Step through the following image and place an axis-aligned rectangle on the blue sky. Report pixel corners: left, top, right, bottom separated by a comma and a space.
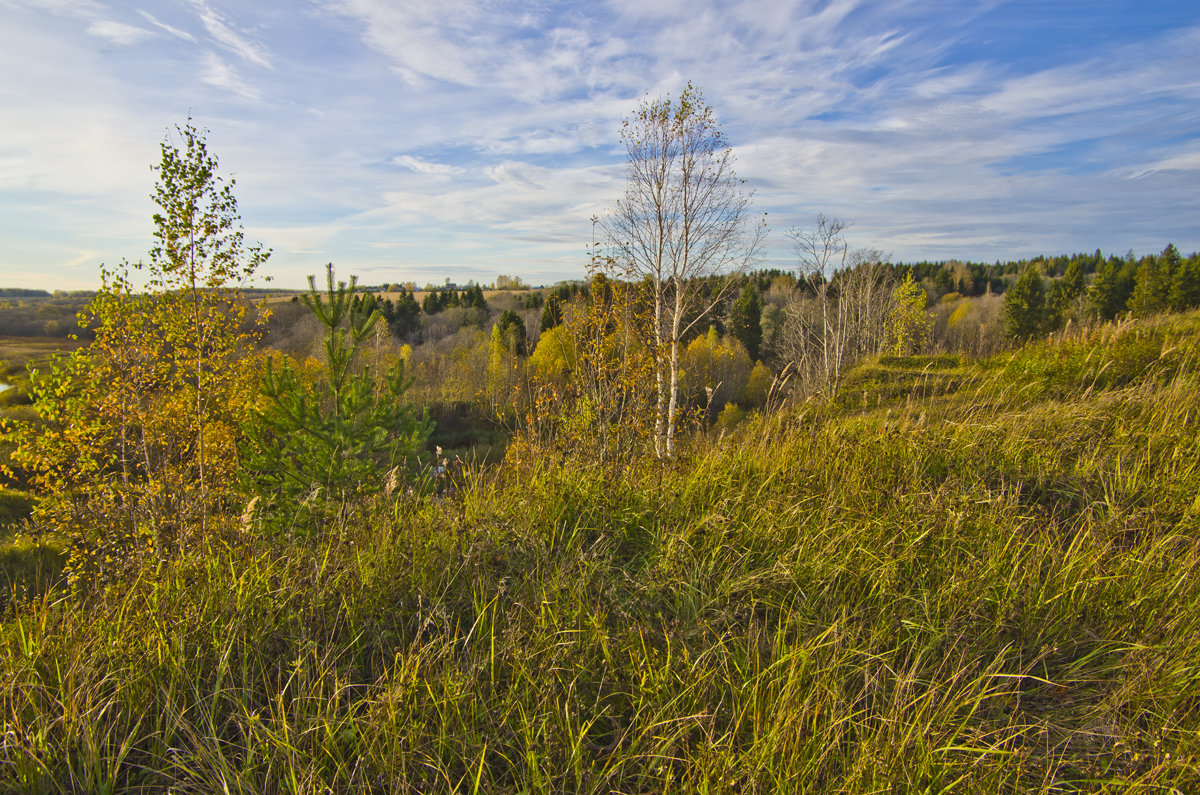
1, 0, 1197, 290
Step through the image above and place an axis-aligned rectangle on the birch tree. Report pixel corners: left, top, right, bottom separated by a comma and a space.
148, 120, 270, 536
784, 214, 849, 395
604, 82, 764, 457
783, 218, 905, 396
6, 121, 268, 584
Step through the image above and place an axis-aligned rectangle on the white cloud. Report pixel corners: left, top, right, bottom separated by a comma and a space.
85, 19, 153, 45
394, 155, 464, 177
1128, 149, 1200, 180
332, 0, 484, 87
1, 0, 1197, 288
200, 51, 261, 100
188, 0, 271, 68
484, 160, 549, 190
13, 0, 106, 18
484, 131, 583, 156
361, 159, 624, 248
252, 221, 344, 257
137, 10, 197, 43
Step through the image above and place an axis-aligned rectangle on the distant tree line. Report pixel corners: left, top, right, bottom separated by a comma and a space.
0, 288, 53, 298
893, 249, 1110, 298
352, 289, 421, 338
421, 284, 489, 315
1006, 244, 1200, 338
0, 293, 99, 338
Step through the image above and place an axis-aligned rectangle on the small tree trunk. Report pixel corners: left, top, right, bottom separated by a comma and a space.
666, 341, 680, 457
653, 281, 667, 458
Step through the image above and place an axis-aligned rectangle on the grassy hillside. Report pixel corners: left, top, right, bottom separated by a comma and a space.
1, 313, 1198, 792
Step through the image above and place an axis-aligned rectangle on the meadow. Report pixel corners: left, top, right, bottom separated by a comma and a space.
0, 336, 85, 383
1, 311, 1197, 792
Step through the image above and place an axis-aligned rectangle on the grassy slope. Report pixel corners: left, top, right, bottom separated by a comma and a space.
2, 314, 1199, 792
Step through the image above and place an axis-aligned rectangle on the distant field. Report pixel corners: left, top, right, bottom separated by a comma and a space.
0, 336, 82, 376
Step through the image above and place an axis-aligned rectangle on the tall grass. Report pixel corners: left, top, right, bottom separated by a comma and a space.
2, 312, 1199, 791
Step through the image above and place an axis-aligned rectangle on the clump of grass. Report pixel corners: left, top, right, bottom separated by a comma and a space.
0, 490, 35, 527
2, 312, 1199, 791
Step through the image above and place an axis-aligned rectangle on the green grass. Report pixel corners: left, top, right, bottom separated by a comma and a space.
0, 490, 35, 527
2, 313, 1199, 791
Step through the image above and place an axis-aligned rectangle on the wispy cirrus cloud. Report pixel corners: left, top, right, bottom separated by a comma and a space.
200, 52, 260, 100
1127, 149, 1200, 181
1, 0, 1198, 290
394, 155, 465, 177
137, 10, 198, 43
10, 0, 106, 18
187, 0, 271, 68
85, 19, 153, 46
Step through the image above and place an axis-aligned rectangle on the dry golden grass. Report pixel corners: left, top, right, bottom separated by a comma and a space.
2, 311, 1198, 792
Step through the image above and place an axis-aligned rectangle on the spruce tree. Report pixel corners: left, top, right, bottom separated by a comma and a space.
1005, 265, 1047, 338
241, 266, 432, 537
728, 282, 763, 362
1128, 245, 1180, 317
1090, 260, 1120, 319
1169, 254, 1200, 311
494, 309, 528, 356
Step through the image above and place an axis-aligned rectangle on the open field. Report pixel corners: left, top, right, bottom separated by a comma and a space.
0, 336, 83, 379
1, 311, 1198, 791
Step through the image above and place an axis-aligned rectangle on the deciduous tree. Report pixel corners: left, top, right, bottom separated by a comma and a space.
889, 271, 930, 355
6, 121, 267, 584
148, 119, 270, 536
782, 220, 899, 395
514, 274, 656, 470
603, 82, 765, 457
680, 326, 752, 418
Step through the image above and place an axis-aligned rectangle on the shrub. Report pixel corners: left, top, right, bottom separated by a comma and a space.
715, 401, 747, 431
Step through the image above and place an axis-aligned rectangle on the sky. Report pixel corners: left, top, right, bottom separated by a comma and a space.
1, 0, 1198, 291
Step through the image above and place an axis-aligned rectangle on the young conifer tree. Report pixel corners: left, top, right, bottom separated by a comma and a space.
1005, 265, 1048, 339
240, 266, 432, 537
729, 282, 763, 362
